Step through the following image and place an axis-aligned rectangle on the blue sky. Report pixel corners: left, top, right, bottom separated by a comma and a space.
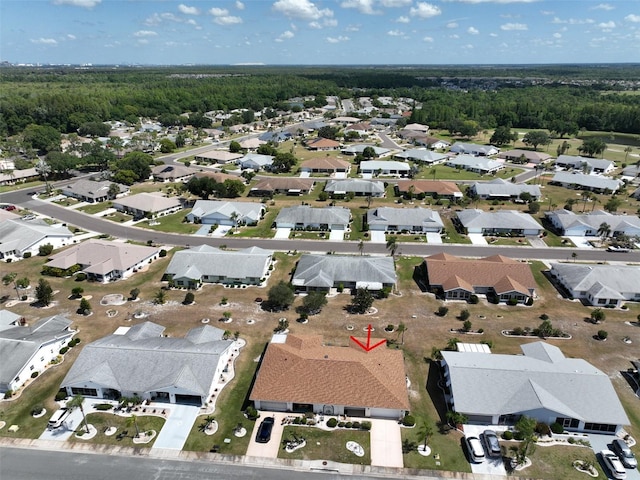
1, 0, 639, 65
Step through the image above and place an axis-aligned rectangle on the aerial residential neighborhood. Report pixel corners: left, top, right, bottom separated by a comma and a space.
1, 61, 640, 480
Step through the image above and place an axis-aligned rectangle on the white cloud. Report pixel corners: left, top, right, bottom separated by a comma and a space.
396, 16, 410, 23
31, 37, 58, 45
209, 7, 229, 16
410, 2, 441, 19
137, 39, 149, 45
276, 30, 295, 42
341, 0, 379, 15
590, 3, 614, 10
178, 4, 199, 15
598, 21, 615, 29
215, 16, 243, 25
446, 0, 537, 3
625, 14, 640, 23
467, 26, 479, 34
67, 34, 76, 40
133, 30, 157, 37
463, 44, 474, 49
450, 34, 460, 39
144, 12, 193, 26
447, 22, 458, 28
553, 32, 562, 38
345, 24, 361, 31
387, 29, 404, 36
53, 0, 100, 8
381, 0, 412, 6
500, 22, 527, 30
236, 1, 245, 10
540, 10, 554, 15
273, 0, 334, 21
423, 36, 434, 42
326, 35, 349, 43
552, 17, 594, 25
489, 32, 498, 37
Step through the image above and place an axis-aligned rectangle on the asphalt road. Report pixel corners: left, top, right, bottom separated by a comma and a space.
0, 446, 446, 480
1, 188, 637, 262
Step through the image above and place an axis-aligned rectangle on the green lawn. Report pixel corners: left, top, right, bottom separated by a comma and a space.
486, 237, 530, 246
289, 230, 329, 240
440, 218, 471, 244
104, 212, 133, 223
69, 412, 165, 448
512, 444, 605, 480
78, 201, 111, 214
52, 197, 79, 207
415, 165, 523, 181
138, 211, 199, 234
231, 208, 278, 238
278, 426, 371, 465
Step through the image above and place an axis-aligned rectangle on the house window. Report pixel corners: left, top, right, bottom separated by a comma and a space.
598, 299, 606, 304
583, 422, 616, 433
556, 417, 579, 429
71, 387, 97, 397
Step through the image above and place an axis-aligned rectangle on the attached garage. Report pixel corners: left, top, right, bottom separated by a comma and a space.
175, 394, 203, 406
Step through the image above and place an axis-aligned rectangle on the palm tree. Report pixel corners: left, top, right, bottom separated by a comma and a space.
597, 222, 611, 239
417, 420, 434, 451
126, 414, 141, 438
67, 394, 90, 434
396, 322, 407, 345
35, 159, 52, 195
581, 191, 593, 212
2, 272, 20, 301
624, 146, 632, 162
386, 236, 398, 258
230, 211, 239, 233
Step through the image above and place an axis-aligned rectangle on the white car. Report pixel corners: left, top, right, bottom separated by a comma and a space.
464, 436, 485, 463
601, 449, 627, 480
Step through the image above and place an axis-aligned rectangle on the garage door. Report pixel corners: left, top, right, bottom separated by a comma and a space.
175, 394, 202, 406
345, 407, 366, 417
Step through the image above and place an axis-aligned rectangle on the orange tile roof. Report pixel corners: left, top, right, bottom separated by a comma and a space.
307, 137, 341, 148
194, 171, 239, 183
250, 334, 410, 410
301, 157, 351, 170
396, 180, 461, 196
424, 253, 536, 295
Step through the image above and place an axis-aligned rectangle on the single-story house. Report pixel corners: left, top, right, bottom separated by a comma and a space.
0, 309, 25, 332
450, 142, 499, 156
0, 167, 39, 186
621, 164, 640, 179
237, 153, 274, 171
331, 116, 361, 125
441, 341, 629, 434
402, 123, 429, 133
545, 209, 640, 237
341, 145, 391, 157
300, 158, 351, 174
367, 207, 443, 233
394, 149, 448, 165
275, 206, 350, 231
324, 179, 385, 197
550, 172, 622, 193
248, 178, 314, 197
497, 149, 552, 165
164, 245, 273, 288
468, 178, 541, 200
194, 150, 243, 164
61, 322, 234, 406
250, 333, 410, 419
446, 155, 504, 175
239, 138, 266, 150
632, 186, 640, 199
0, 315, 75, 394
344, 122, 372, 136
423, 253, 536, 303
359, 160, 410, 177
187, 200, 265, 226
193, 171, 240, 184
305, 137, 341, 151
549, 263, 640, 307
555, 155, 615, 175
151, 164, 197, 183
292, 254, 396, 292
62, 179, 129, 203
259, 131, 292, 143
395, 180, 463, 200
0, 219, 74, 261
113, 192, 182, 219
456, 209, 543, 236
45, 239, 160, 283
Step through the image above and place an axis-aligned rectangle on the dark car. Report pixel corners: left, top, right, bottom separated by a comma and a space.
256, 417, 275, 443
612, 438, 637, 469
482, 430, 501, 457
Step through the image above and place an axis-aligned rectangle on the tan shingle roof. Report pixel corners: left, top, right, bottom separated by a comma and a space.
301, 157, 351, 170
396, 180, 462, 196
425, 254, 536, 295
250, 334, 410, 411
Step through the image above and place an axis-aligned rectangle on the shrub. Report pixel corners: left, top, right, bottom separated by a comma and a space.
459, 309, 470, 321
31, 405, 44, 415
352, 421, 361, 429
338, 422, 346, 428
512, 327, 524, 336
550, 422, 564, 434
502, 430, 513, 440
245, 406, 259, 420
437, 306, 449, 317
38, 243, 54, 256
469, 294, 479, 304
568, 437, 576, 444
345, 422, 353, 428
535, 422, 550, 436
55, 391, 67, 401
402, 414, 416, 427
462, 320, 472, 332
507, 298, 518, 306
23, 252, 32, 259
361, 421, 372, 431
525, 297, 534, 306
477, 328, 484, 334
385, 324, 394, 332
76, 273, 87, 281
4, 390, 13, 398
159, 249, 167, 257
31, 371, 39, 378
513, 431, 525, 441
327, 418, 338, 428
94, 403, 113, 411
183, 292, 195, 305
597, 330, 608, 340
71, 338, 81, 346
59, 346, 69, 355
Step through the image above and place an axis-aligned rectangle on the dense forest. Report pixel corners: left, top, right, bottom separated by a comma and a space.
1, 65, 639, 138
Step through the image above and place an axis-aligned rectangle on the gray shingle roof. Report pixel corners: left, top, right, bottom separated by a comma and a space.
367, 207, 443, 229
456, 209, 542, 231
394, 149, 447, 163
0, 315, 74, 388
61, 321, 233, 397
556, 155, 614, 171
113, 192, 181, 213
442, 342, 629, 426
551, 172, 622, 191
292, 254, 396, 289
324, 179, 385, 195
446, 155, 503, 172
62, 179, 127, 200
550, 263, 640, 297
275, 206, 350, 227
165, 245, 273, 281
189, 200, 264, 223
546, 210, 640, 234
0, 219, 73, 255
470, 178, 541, 198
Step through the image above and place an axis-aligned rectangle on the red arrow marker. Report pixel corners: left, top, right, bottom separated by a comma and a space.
351, 324, 386, 352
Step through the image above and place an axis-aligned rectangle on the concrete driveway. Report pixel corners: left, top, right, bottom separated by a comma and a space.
463, 425, 507, 476
274, 227, 291, 239
151, 404, 200, 450
245, 412, 286, 459
39, 406, 85, 442
468, 234, 488, 245
426, 232, 442, 244
370, 419, 403, 468
588, 434, 640, 480
370, 230, 386, 244
329, 228, 344, 241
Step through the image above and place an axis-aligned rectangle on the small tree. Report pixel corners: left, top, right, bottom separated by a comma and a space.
126, 414, 141, 438
2, 272, 20, 300
459, 309, 470, 321
462, 320, 472, 332
35, 278, 53, 306
67, 394, 90, 434
446, 410, 468, 428
183, 291, 195, 305
590, 308, 606, 324
38, 243, 54, 256
437, 306, 449, 317
417, 420, 434, 451
350, 288, 374, 314
129, 288, 140, 300
386, 236, 398, 257
299, 291, 327, 316
16, 277, 30, 289
78, 298, 91, 315
153, 288, 166, 305
597, 330, 608, 340
266, 281, 295, 311
71, 286, 84, 299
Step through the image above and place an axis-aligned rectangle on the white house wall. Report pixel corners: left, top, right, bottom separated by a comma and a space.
11, 334, 74, 392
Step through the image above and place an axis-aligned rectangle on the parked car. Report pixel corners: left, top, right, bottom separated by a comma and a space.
256, 417, 274, 443
0, 204, 16, 211
611, 438, 637, 469
607, 246, 630, 253
464, 436, 485, 463
482, 430, 501, 457
21, 214, 36, 221
601, 449, 627, 479
47, 407, 71, 429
